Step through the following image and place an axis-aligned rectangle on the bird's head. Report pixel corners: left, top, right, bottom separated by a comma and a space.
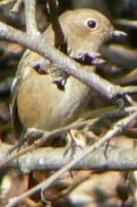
44, 8, 127, 65
59, 8, 127, 65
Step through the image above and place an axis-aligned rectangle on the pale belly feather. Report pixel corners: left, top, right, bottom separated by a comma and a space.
17, 70, 91, 130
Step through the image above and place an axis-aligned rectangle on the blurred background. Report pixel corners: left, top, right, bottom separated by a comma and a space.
0, 0, 137, 206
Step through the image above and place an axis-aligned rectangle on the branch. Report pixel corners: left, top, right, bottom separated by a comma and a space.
11, 0, 22, 13
24, 0, 40, 35
0, 21, 137, 99
0, 143, 137, 173
116, 19, 137, 28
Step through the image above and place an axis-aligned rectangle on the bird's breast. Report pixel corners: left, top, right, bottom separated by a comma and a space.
17, 69, 91, 130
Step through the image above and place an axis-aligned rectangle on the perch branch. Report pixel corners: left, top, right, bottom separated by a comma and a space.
0, 143, 137, 172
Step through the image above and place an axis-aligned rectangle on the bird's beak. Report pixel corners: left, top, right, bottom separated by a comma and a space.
111, 30, 128, 40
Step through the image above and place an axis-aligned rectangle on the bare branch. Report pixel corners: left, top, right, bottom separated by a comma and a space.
11, 0, 22, 13
0, 143, 137, 172
24, 0, 40, 35
0, 0, 15, 6
116, 19, 137, 28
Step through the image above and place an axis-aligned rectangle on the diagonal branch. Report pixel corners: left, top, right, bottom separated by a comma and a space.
0, 21, 137, 99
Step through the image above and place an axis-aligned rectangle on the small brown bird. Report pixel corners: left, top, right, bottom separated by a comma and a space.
11, 8, 126, 139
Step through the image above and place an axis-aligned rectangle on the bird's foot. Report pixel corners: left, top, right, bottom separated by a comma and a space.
7, 131, 27, 155
64, 130, 85, 159
7, 128, 44, 155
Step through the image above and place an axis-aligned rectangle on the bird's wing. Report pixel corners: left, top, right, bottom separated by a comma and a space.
10, 50, 31, 140
10, 75, 23, 140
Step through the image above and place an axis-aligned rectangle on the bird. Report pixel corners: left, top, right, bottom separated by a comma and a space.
11, 8, 127, 140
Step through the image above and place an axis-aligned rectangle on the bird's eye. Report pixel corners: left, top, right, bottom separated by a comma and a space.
86, 19, 97, 29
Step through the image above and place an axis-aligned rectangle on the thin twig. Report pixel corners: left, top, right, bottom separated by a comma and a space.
11, 0, 22, 13
116, 19, 137, 28
24, 0, 40, 35
0, 117, 99, 169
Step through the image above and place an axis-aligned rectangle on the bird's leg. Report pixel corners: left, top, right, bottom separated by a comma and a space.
64, 129, 86, 159
7, 128, 44, 155
7, 130, 27, 155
